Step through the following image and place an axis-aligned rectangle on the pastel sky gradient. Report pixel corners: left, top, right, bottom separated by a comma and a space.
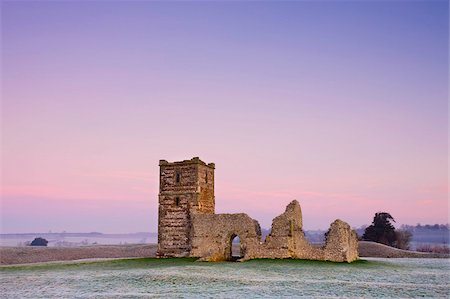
1, 1, 448, 233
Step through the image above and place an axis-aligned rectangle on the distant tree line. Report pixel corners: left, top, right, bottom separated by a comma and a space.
400, 224, 449, 231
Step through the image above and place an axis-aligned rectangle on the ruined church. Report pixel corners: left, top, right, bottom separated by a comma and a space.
157, 157, 359, 262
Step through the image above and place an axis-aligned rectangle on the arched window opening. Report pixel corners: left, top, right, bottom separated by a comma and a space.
175, 197, 180, 206
175, 172, 181, 183
205, 171, 208, 184
230, 234, 243, 261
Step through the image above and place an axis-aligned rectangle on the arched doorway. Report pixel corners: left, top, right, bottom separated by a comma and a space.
230, 234, 244, 261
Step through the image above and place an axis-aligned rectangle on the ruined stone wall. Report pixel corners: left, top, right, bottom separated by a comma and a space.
190, 213, 261, 261
323, 220, 359, 262
250, 200, 324, 260
157, 157, 215, 257
189, 200, 359, 262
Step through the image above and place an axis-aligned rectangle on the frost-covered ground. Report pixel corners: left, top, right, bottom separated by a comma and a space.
1, 258, 449, 298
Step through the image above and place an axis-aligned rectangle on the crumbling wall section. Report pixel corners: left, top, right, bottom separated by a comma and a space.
190, 213, 261, 261
323, 219, 359, 262
248, 200, 325, 260
189, 200, 359, 262
249, 200, 304, 259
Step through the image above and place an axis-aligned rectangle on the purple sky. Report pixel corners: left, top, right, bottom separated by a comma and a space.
1, 1, 448, 233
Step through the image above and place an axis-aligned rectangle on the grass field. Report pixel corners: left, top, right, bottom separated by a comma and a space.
1, 257, 449, 298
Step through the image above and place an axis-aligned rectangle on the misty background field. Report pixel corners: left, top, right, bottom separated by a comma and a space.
2, 224, 448, 251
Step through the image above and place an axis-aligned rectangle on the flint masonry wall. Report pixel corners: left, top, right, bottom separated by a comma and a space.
157, 157, 215, 257
157, 157, 359, 262
190, 213, 262, 261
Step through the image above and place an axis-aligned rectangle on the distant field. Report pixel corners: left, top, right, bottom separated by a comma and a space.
0, 233, 158, 247
0, 244, 157, 265
2, 228, 448, 249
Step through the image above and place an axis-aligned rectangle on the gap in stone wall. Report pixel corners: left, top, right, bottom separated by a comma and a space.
231, 235, 243, 261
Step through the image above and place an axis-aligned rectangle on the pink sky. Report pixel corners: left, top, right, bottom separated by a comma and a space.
1, 1, 448, 233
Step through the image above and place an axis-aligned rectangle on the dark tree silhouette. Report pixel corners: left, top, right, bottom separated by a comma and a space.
363, 212, 397, 246
30, 237, 48, 246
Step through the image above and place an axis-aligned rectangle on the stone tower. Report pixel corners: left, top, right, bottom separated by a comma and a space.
157, 157, 215, 257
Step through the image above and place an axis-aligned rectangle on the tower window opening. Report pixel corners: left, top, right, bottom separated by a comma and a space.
176, 172, 181, 183
175, 197, 180, 206
205, 171, 208, 184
